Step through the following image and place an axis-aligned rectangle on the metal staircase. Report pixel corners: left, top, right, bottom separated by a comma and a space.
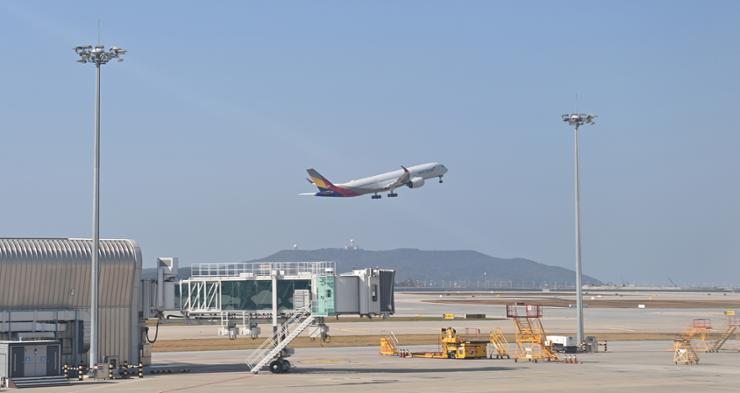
708, 324, 737, 352
380, 330, 409, 356
507, 304, 558, 362
7, 376, 72, 389
489, 327, 511, 359
246, 308, 315, 373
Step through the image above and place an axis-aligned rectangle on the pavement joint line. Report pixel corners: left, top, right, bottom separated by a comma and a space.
157, 373, 254, 393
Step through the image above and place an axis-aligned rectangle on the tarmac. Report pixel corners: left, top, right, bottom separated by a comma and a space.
155, 291, 740, 341
28, 341, 740, 392
21, 291, 740, 392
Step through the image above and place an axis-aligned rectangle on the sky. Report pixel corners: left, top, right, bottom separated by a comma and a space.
1, 1, 739, 286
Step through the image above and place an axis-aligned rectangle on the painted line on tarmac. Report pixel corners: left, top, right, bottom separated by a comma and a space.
158, 374, 254, 392
334, 327, 366, 333
607, 327, 638, 332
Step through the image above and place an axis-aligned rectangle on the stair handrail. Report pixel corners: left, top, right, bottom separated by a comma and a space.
246, 307, 313, 370
250, 313, 316, 373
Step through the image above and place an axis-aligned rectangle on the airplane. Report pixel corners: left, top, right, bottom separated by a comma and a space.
302, 162, 448, 199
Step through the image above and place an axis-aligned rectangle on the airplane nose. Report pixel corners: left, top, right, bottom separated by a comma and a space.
441, 165, 448, 174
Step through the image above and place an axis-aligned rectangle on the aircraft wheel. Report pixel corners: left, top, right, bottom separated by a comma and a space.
280, 359, 291, 372
269, 360, 283, 374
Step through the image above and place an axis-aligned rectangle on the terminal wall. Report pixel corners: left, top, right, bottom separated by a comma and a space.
0, 238, 142, 364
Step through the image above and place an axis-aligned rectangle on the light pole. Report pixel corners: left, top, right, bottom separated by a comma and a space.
75, 44, 126, 371
561, 112, 596, 348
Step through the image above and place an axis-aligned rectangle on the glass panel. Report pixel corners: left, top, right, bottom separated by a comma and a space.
175, 283, 188, 310
277, 280, 311, 310
220, 279, 311, 311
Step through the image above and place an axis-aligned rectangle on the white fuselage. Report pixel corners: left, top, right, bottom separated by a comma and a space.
339, 162, 447, 195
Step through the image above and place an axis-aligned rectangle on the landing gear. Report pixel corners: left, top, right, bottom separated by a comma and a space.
439, 176, 444, 184
387, 192, 398, 198
371, 193, 382, 200
269, 358, 291, 374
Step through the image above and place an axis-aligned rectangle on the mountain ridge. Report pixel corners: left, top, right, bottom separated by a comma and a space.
142, 248, 601, 288
251, 248, 601, 288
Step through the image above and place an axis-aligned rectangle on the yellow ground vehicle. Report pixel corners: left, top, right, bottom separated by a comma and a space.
380, 328, 488, 359
431, 327, 487, 359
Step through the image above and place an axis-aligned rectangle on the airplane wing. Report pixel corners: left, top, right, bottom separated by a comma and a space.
384, 166, 411, 191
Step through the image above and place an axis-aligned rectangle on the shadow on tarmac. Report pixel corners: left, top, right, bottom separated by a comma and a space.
147, 363, 247, 375
147, 363, 513, 375
287, 366, 514, 374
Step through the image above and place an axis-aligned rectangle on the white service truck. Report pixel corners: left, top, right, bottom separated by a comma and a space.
545, 335, 578, 353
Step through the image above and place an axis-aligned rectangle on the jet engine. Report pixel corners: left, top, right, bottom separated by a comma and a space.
407, 177, 425, 188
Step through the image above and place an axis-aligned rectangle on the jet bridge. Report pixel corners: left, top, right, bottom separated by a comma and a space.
147, 261, 395, 373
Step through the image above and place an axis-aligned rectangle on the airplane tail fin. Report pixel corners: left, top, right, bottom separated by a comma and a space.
306, 168, 335, 191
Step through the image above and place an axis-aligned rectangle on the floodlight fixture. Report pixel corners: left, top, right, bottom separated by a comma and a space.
562, 113, 597, 127
74, 44, 126, 65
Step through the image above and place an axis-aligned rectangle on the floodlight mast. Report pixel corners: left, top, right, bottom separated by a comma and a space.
561, 113, 596, 349
74, 44, 126, 373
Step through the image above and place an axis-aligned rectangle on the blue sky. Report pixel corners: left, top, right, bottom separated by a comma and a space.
1, 1, 739, 286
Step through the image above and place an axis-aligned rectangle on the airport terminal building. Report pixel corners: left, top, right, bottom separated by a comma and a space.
1, 237, 396, 381
0, 238, 143, 375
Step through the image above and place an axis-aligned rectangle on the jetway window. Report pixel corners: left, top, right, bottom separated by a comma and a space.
372, 284, 378, 302
278, 280, 311, 310
219, 280, 311, 311
174, 283, 187, 309
221, 281, 272, 310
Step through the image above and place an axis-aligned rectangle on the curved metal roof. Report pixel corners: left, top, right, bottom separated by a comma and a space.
0, 238, 141, 309
0, 238, 139, 261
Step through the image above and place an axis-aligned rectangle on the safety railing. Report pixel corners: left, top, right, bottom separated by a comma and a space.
191, 261, 335, 278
